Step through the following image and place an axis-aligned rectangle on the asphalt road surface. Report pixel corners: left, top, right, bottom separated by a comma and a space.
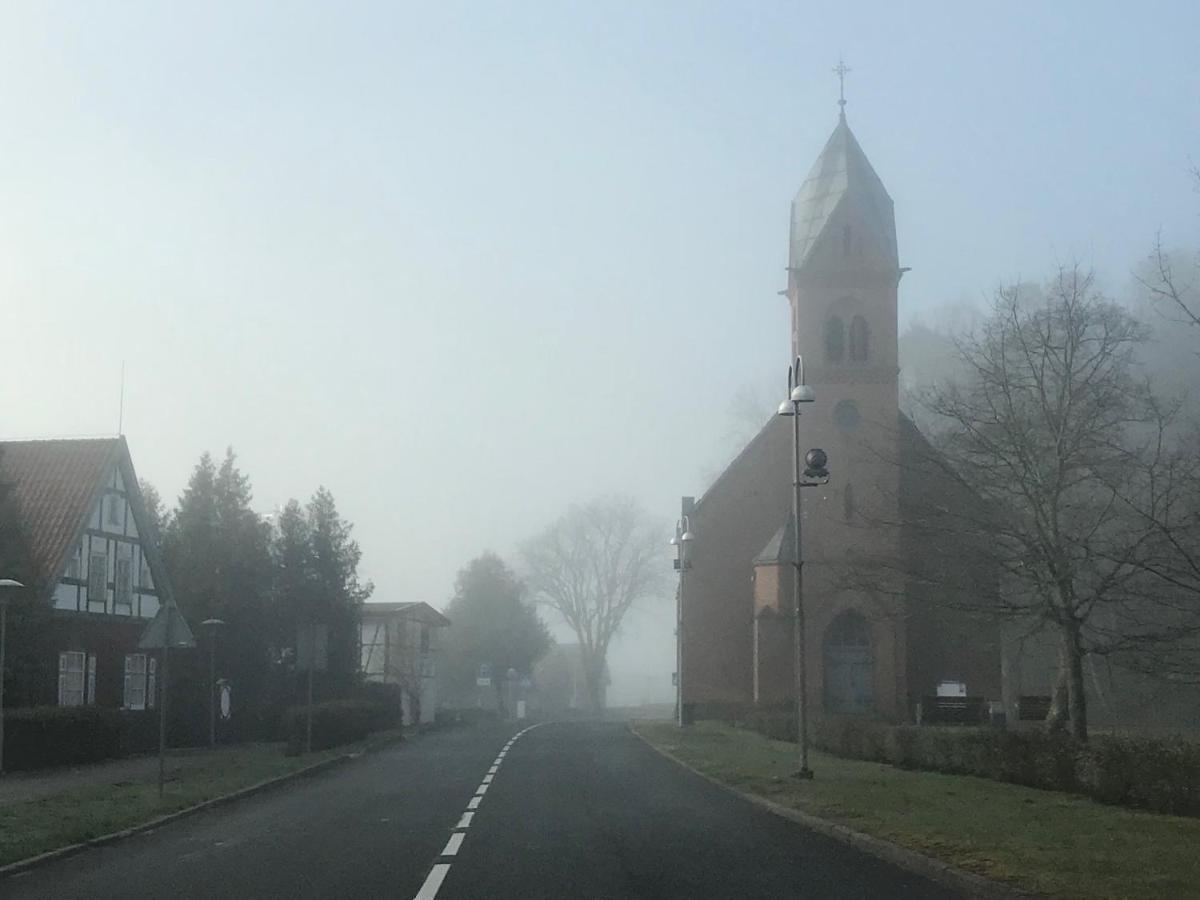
3, 720, 963, 899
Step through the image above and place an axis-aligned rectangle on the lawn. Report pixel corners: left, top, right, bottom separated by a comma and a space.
0, 734, 398, 869
634, 721, 1200, 900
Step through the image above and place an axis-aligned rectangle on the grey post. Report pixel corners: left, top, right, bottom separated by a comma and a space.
0, 579, 25, 775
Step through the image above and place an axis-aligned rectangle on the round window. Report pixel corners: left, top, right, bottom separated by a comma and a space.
833, 399, 861, 430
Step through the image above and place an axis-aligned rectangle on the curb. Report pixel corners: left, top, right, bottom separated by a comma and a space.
0, 731, 406, 880
628, 725, 1036, 900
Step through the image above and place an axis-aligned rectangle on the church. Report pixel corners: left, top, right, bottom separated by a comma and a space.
679, 99, 1001, 724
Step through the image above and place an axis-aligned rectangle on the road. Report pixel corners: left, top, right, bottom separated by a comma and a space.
2, 721, 962, 899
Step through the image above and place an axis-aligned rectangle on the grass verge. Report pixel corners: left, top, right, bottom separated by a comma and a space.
634, 721, 1200, 900
0, 730, 401, 869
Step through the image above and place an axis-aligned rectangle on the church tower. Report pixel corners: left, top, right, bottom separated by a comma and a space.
784, 94, 908, 720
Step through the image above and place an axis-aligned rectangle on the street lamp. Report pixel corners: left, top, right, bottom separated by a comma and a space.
670, 517, 695, 728
0, 579, 24, 775
777, 357, 829, 779
201, 618, 227, 749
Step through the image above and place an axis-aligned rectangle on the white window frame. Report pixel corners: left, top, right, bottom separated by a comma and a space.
58, 651, 86, 707
124, 653, 148, 710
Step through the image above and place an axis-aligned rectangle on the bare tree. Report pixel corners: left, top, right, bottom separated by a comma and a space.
1139, 167, 1200, 334
849, 266, 1200, 741
521, 496, 665, 713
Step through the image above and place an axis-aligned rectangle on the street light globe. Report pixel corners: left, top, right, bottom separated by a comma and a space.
776, 400, 793, 416
791, 384, 815, 403
680, 531, 696, 543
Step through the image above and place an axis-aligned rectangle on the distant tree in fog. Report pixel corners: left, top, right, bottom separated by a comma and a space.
441, 553, 550, 711
522, 496, 664, 713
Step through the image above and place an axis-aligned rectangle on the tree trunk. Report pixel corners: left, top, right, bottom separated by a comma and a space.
1045, 641, 1070, 734
582, 649, 605, 714
1064, 620, 1088, 741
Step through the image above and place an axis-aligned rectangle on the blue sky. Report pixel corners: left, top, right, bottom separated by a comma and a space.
2, 2, 1198, 697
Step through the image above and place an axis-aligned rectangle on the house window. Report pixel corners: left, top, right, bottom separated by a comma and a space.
823, 612, 873, 714
115, 558, 133, 612
58, 651, 86, 707
148, 656, 157, 709
87, 655, 96, 705
140, 558, 154, 591
66, 549, 81, 579
124, 654, 148, 710
88, 552, 108, 603
849, 315, 869, 362
824, 316, 846, 363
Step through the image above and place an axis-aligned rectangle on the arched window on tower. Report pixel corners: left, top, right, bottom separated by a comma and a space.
824, 316, 845, 363
849, 315, 869, 363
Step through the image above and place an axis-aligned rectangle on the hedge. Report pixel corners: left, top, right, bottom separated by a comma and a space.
741, 713, 1200, 817
1, 706, 159, 771
282, 699, 401, 754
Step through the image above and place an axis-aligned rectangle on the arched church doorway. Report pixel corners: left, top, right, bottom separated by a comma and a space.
823, 611, 873, 714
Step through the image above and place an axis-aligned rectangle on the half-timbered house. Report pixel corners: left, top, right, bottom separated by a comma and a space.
0, 437, 173, 710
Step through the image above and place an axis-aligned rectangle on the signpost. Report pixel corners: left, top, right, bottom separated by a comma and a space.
296, 624, 328, 754
138, 600, 196, 796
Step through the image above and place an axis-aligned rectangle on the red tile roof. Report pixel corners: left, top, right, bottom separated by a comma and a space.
0, 439, 120, 581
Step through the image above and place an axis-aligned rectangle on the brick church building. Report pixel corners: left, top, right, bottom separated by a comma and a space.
679, 106, 1001, 723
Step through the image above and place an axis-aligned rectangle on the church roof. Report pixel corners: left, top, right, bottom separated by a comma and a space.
789, 114, 897, 272
753, 518, 794, 566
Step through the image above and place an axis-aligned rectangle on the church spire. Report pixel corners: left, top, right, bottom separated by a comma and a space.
833, 58, 851, 119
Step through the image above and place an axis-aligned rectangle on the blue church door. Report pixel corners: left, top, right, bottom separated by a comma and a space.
824, 612, 873, 714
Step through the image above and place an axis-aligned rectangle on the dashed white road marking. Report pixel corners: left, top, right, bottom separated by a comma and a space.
411, 724, 546, 899
414, 864, 450, 900
441, 833, 465, 857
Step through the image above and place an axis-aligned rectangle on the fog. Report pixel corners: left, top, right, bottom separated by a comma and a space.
2, 3, 1198, 706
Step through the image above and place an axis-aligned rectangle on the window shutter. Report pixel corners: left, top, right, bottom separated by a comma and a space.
86, 655, 97, 705
148, 656, 157, 709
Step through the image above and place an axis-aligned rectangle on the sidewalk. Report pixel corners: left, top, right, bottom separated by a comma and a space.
0, 745, 284, 807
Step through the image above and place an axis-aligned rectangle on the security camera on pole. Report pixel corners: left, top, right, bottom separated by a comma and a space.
776, 356, 830, 779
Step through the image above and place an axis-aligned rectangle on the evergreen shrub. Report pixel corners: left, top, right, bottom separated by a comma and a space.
282, 699, 399, 754
1, 707, 158, 771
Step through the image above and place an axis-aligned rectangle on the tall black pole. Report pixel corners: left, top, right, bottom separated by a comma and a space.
792, 396, 812, 778
209, 639, 217, 749
158, 646, 169, 797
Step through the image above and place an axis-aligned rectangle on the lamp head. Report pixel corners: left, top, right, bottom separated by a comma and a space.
790, 384, 815, 403
803, 448, 830, 480
680, 531, 695, 543
776, 400, 794, 416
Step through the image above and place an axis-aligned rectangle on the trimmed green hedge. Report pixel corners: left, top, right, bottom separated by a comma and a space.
742, 713, 1200, 817
282, 699, 400, 754
1, 706, 159, 771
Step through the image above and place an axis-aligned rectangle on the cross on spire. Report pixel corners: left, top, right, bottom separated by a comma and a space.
833, 58, 851, 115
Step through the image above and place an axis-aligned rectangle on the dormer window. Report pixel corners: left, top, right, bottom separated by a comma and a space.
849, 315, 869, 363
824, 316, 846, 363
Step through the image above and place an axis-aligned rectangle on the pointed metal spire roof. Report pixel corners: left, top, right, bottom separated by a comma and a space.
788, 114, 898, 273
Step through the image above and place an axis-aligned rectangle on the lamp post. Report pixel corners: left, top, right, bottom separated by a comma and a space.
670, 518, 695, 727
0, 579, 25, 775
200, 618, 227, 749
776, 357, 829, 779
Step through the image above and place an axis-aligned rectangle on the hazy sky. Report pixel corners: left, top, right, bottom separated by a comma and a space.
3, 3, 1198, 700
